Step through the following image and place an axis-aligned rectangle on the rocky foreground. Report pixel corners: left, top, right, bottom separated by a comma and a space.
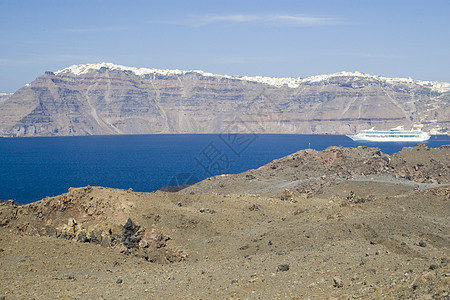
0, 144, 449, 299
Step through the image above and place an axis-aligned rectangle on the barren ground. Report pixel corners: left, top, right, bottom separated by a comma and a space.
0, 145, 448, 299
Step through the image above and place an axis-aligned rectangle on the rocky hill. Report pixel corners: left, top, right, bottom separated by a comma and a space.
182, 144, 450, 196
0, 63, 449, 137
0, 145, 448, 298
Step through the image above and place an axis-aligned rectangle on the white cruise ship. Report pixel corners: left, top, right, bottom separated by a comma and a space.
347, 126, 430, 142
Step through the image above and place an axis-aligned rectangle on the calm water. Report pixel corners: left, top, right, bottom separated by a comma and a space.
1, 134, 448, 204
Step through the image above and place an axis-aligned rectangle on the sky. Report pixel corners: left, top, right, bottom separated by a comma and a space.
0, 0, 449, 93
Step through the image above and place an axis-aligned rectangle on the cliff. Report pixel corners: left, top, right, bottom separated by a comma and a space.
1, 63, 449, 137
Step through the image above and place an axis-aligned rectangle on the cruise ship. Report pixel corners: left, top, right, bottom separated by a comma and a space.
347, 126, 430, 142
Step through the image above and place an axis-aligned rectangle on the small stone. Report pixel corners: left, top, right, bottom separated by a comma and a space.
418, 241, 427, 247
116, 278, 123, 284
249, 204, 260, 211
76, 231, 89, 243
199, 208, 216, 214
67, 275, 76, 281
429, 264, 439, 270
139, 239, 148, 248
231, 279, 238, 284
67, 217, 77, 227
277, 264, 290, 272
280, 189, 294, 201
333, 276, 344, 288
239, 244, 249, 250
88, 229, 103, 244
245, 174, 256, 180
101, 236, 112, 248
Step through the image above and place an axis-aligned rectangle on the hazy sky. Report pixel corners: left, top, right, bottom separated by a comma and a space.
0, 0, 449, 93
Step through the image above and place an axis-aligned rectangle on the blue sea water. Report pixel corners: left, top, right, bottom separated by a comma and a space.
0, 134, 448, 204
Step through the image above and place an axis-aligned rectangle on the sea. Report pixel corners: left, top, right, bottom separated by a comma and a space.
1, 134, 449, 204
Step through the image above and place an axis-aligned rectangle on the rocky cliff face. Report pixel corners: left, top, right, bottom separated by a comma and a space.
1, 63, 448, 137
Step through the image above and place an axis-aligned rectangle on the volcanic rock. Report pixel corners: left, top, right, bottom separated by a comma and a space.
1, 63, 449, 137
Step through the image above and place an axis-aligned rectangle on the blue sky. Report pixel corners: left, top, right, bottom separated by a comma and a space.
0, 0, 449, 93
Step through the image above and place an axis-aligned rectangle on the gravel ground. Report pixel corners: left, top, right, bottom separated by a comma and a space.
0, 145, 448, 299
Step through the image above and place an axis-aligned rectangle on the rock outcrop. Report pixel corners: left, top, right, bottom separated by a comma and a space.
0, 186, 186, 264
182, 144, 450, 196
0, 63, 448, 137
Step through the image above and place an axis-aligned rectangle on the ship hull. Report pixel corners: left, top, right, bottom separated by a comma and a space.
346, 134, 430, 142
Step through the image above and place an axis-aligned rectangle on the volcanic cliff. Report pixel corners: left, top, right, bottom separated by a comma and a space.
0, 63, 449, 137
